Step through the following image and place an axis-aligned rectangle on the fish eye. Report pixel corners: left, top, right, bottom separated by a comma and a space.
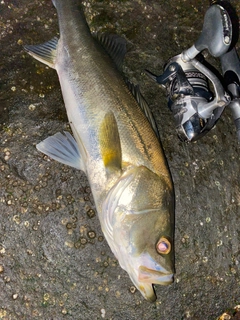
156, 237, 171, 254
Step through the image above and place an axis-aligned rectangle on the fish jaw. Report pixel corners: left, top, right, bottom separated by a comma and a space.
131, 251, 174, 301
138, 266, 174, 285
136, 272, 173, 302
137, 278, 172, 303
125, 255, 174, 302
137, 283, 157, 303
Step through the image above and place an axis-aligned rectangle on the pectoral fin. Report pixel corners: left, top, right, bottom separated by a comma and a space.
37, 131, 85, 172
24, 37, 58, 68
99, 111, 122, 173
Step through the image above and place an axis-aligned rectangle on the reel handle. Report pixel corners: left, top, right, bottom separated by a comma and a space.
182, 4, 232, 61
220, 48, 240, 142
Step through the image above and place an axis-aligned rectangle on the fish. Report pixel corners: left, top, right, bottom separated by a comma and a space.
24, 0, 174, 302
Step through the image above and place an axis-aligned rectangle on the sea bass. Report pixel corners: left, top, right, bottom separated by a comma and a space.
25, 0, 174, 301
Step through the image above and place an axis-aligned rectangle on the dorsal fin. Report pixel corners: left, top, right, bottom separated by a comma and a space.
127, 81, 160, 140
24, 37, 59, 69
97, 33, 127, 71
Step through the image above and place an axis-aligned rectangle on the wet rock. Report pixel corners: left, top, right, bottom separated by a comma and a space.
0, 0, 240, 319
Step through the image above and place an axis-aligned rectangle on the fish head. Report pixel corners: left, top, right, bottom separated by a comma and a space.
126, 202, 174, 302
102, 165, 174, 301
130, 211, 174, 302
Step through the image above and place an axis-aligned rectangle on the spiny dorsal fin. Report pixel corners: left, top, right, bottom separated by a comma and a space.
24, 37, 59, 69
99, 111, 122, 173
127, 81, 160, 140
97, 33, 127, 71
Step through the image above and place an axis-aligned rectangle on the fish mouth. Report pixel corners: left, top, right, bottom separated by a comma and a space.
138, 265, 174, 285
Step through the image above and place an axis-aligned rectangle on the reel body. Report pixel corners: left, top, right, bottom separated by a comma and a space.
154, 55, 230, 141
146, 1, 240, 142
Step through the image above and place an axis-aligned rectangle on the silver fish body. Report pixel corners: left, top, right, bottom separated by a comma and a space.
25, 0, 174, 301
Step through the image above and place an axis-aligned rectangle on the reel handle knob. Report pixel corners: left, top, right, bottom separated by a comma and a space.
182, 4, 232, 61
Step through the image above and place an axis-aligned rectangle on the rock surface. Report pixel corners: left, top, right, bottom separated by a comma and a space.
0, 0, 240, 319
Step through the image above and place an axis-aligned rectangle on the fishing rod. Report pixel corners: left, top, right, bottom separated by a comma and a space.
146, 0, 240, 142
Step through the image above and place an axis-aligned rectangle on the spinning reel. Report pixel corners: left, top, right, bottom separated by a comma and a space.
146, 1, 240, 142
